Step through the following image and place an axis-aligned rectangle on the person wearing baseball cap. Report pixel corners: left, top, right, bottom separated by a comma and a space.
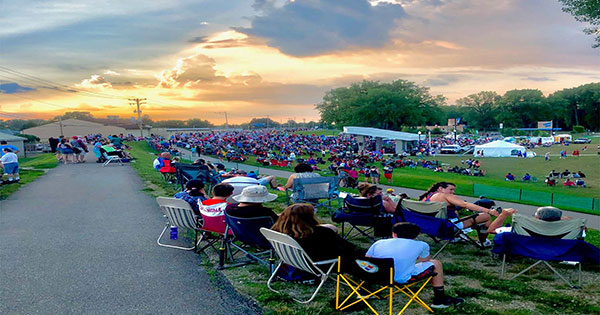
225, 185, 278, 221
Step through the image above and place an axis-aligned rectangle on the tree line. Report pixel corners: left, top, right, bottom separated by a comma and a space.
316, 81, 599, 132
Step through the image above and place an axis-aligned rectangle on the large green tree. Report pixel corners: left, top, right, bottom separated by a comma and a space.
456, 91, 500, 131
548, 82, 600, 131
316, 80, 445, 129
560, 0, 600, 48
495, 89, 551, 128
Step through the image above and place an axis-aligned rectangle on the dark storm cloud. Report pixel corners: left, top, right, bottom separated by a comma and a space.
237, 0, 406, 56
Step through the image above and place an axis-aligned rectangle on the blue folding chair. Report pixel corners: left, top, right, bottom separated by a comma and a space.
218, 214, 275, 271
332, 194, 392, 242
493, 214, 596, 288
286, 176, 340, 214
400, 199, 481, 258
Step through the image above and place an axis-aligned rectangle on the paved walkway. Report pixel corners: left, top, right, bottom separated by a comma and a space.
181, 151, 599, 229
0, 155, 260, 315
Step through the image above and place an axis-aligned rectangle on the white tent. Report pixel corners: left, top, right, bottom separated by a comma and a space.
473, 140, 526, 157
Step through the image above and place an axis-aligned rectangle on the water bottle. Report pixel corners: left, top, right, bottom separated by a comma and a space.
170, 226, 178, 240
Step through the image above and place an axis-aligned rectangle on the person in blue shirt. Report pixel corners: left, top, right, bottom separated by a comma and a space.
173, 179, 208, 215
367, 223, 463, 309
0, 141, 19, 157
522, 173, 531, 181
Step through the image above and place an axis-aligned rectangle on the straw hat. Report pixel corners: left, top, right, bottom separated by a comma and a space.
230, 185, 277, 203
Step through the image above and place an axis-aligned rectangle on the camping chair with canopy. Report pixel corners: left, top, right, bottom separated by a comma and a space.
493, 214, 599, 288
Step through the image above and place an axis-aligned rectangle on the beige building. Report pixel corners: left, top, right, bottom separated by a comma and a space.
21, 119, 132, 142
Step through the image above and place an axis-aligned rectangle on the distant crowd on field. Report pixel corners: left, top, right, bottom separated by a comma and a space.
47, 134, 135, 164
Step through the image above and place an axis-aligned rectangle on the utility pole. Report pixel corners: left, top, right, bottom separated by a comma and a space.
266, 115, 270, 128
58, 115, 64, 137
213, 112, 228, 129
129, 98, 146, 137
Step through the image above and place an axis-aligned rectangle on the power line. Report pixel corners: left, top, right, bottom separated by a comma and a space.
0, 66, 127, 100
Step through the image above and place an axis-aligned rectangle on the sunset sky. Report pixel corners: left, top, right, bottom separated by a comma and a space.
1, 0, 599, 124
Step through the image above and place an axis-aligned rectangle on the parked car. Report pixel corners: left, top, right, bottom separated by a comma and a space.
440, 145, 463, 154
573, 138, 592, 144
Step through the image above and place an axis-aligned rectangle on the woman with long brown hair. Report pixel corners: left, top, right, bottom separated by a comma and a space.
419, 182, 495, 247
272, 203, 362, 262
358, 183, 397, 213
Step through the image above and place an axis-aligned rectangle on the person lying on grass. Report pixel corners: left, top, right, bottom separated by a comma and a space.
420, 182, 495, 247
366, 222, 464, 309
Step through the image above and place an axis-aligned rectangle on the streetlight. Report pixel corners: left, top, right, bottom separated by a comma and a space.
418, 131, 421, 151
574, 104, 580, 126
428, 130, 431, 149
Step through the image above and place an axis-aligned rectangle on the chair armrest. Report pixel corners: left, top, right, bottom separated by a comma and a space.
313, 259, 339, 265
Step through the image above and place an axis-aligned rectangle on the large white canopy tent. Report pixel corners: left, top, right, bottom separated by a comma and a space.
474, 140, 526, 157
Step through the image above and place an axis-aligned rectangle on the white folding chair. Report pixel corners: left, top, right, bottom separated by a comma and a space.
260, 228, 338, 303
156, 197, 202, 251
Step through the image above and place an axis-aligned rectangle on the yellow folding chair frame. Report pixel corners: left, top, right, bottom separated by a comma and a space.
335, 257, 434, 315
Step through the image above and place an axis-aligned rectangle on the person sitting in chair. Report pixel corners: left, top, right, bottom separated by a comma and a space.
366, 222, 464, 309
285, 162, 320, 189
358, 183, 397, 213
173, 179, 207, 215
420, 182, 494, 247
271, 203, 360, 262
488, 206, 572, 234
225, 185, 279, 222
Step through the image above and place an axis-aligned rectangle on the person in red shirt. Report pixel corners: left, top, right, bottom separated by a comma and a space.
199, 183, 235, 234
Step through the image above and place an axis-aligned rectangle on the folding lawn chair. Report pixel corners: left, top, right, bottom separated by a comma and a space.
400, 199, 483, 258
260, 228, 338, 304
218, 214, 275, 271
335, 256, 435, 314
285, 176, 340, 214
493, 214, 598, 288
173, 163, 201, 191
194, 201, 233, 256
99, 148, 123, 166
156, 197, 202, 251
332, 194, 391, 242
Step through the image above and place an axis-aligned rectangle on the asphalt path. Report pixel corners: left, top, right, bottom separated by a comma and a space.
0, 154, 260, 315
180, 151, 599, 229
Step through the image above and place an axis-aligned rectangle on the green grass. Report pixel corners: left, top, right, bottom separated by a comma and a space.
128, 140, 600, 315
127, 141, 181, 198
0, 153, 58, 200
204, 140, 600, 213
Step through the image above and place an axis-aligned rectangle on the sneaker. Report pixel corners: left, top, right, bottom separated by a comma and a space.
431, 296, 464, 309
479, 239, 492, 248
